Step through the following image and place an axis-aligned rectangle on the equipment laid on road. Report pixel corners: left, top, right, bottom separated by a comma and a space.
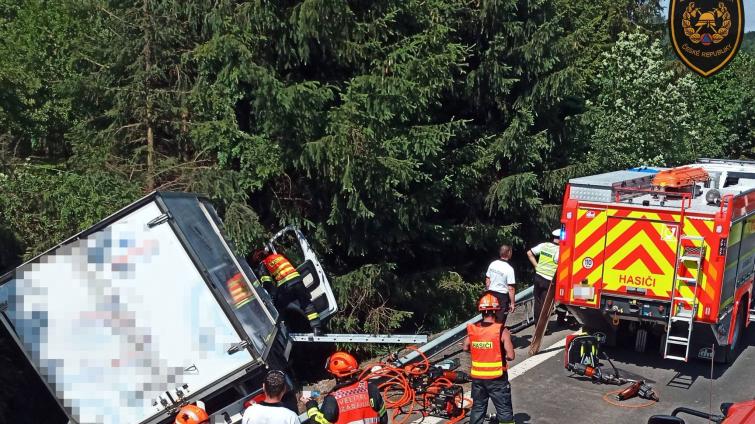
614, 380, 658, 402
565, 333, 659, 405
567, 360, 659, 404
556, 159, 755, 362
423, 384, 465, 419
564, 333, 601, 367
342, 347, 472, 424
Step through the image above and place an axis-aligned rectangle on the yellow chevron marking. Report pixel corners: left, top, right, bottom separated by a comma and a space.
603, 219, 677, 297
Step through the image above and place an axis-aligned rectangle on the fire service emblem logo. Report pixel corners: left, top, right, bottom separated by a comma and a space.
669, 0, 744, 77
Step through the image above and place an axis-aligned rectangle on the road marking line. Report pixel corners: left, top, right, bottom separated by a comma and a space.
508, 335, 571, 381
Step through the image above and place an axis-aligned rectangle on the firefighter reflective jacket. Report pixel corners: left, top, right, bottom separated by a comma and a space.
467, 322, 507, 379
331, 381, 381, 424
307, 380, 383, 424
534, 242, 559, 280
262, 253, 301, 286
226, 273, 253, 309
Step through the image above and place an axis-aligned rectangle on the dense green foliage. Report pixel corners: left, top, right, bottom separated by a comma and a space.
0, 0, 753, 344
742, 31, 755, 54
1, 1, 753, 421
576, 33, 718, 170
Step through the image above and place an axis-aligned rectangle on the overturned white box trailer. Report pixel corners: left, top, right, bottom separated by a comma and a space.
0, 192, 338, 424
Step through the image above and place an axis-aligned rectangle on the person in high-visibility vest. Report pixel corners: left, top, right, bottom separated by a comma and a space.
251, 248, 323, 336
225, 272, 255, 310
527, 229, 561, 326
305, 351, 387, 424
464, 293, 515, 424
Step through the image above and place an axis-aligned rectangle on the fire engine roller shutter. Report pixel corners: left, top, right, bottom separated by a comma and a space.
602, 209, 680, 299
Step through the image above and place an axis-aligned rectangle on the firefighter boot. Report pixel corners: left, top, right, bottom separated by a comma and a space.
305, 304, 323, 336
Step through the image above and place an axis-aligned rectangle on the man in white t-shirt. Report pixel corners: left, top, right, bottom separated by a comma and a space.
485, 244, 516, 324
242, 370, 301, 424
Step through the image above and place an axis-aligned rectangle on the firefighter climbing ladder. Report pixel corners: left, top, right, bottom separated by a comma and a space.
663, 235, 706, 361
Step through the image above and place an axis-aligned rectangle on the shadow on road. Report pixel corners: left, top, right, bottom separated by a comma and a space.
512, 334, 532, 349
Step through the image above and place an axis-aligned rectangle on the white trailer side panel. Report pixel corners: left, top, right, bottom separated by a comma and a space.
0, 201, 254, 424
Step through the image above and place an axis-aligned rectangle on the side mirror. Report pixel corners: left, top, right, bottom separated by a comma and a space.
720, 402, 734, 417
648, 416, 685, 424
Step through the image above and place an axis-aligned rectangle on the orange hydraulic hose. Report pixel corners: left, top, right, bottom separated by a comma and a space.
354, 346, 466, 424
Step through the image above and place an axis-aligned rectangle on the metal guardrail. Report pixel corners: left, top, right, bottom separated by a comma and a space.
396, 285, 535, 365
290, 333, 428, 344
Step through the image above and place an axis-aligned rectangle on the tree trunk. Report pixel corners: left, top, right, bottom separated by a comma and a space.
146, 124, 154, 190
143, 0, 155, 191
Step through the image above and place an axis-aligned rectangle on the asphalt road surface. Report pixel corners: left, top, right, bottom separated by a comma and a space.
420, 315, 755, 424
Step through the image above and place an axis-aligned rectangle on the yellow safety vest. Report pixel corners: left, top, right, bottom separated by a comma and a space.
535, 243, 559, 279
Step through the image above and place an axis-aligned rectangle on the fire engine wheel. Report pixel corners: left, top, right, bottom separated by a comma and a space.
719, 304, 746, 364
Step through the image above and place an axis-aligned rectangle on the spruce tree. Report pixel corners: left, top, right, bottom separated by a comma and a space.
73, 0, 212, 191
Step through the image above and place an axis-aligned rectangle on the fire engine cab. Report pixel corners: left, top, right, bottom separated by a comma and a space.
556, 158, 755, 363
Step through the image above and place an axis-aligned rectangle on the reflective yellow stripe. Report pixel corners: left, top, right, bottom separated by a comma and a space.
307, 407, 332, 424
269, 257, 285, 267
277, 271, 301, 286
234, 298, 252, 308
272, 264, 295, 278
471, 369, 504, 377
472, 360, 503, 368
307, 312, 319, 320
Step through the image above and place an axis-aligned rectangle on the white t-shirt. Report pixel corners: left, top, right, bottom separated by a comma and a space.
242, 402, 301, 424
486, 259, 515, 294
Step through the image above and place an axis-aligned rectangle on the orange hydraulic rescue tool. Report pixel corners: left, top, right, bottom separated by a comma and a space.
652, 166, 709, 189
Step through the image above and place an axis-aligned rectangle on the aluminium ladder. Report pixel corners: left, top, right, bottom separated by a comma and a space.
663, 235, 706, 361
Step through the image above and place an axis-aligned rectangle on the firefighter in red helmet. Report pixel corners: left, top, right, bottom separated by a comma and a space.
174, 402, 210, 424
305, 351, 387, 424
250, 246, 323, 336
464, 293, 516, 424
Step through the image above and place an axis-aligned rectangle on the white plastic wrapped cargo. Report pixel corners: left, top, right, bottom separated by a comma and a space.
0, 193, 278, 424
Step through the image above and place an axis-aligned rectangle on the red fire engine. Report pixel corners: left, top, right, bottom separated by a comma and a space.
556, 159, 755, 362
